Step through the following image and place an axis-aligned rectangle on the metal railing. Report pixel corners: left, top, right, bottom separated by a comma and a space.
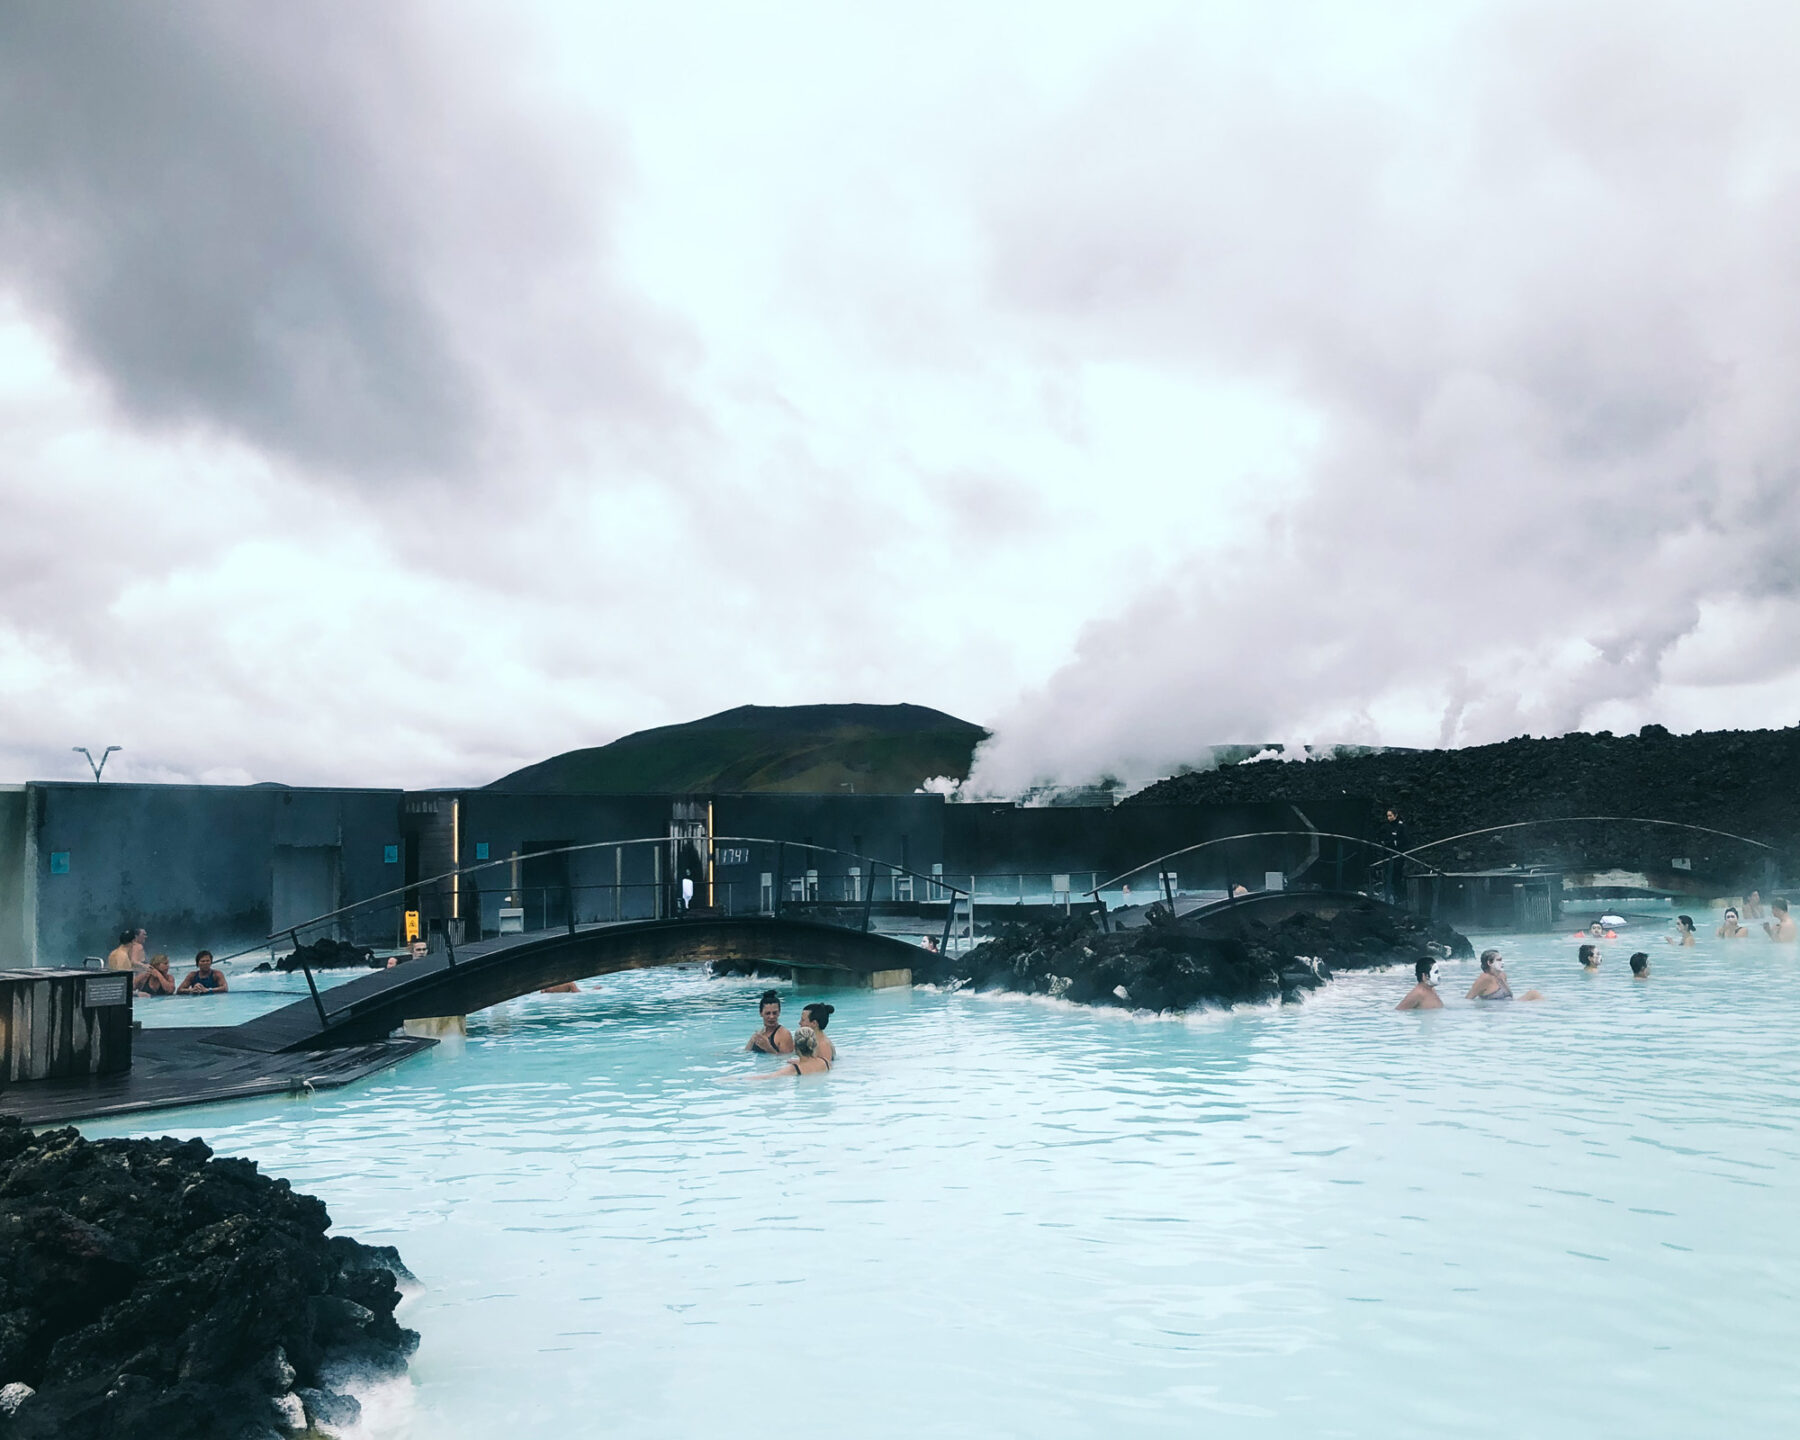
218, 837, 977, 1025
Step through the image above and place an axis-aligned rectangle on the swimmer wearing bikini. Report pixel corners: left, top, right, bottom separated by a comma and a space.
1467, 949, 1544, 1002
1666, 915, 1697, 947
1396, 957, 1444, 1010
1717, 907, 1751, 939
746, 990, 794, 1054
750, 1025, 830, 1079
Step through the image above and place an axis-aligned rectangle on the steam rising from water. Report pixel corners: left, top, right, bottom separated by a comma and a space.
967, 1, 1800, 792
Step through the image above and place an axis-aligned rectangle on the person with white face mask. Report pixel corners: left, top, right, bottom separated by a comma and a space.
1467, 948, 1544, 1002
1396, 957, 1444, 1010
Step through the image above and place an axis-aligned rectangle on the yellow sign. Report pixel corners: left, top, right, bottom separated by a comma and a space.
404, 910, 421, 942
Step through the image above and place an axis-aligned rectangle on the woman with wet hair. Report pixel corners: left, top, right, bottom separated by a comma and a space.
753, 1025, 830, 1078
1666, 915, 1697, 947
1717, 907, 1751, 939
800, 1002, 836, 1062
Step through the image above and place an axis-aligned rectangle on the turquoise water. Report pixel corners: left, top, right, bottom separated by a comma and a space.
84, 923, 1800, 1438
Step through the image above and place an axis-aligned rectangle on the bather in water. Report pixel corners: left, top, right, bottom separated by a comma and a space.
753, 1024, 831, 1078
1717, 908, 1750, 939
1467, 949, 1543, 1002
1395, 957, 1444, 1010
1666, 915, 1698, 947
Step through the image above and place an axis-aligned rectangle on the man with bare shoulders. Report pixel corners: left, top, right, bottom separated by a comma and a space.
801, 1002, 837, 1060
1743, 890, 1765, 920
1396, 957, 1443, 1010
1764, 898, 1797, 942
746, 990, 793, 1054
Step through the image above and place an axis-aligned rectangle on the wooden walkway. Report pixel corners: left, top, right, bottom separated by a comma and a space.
0, 1026, 434, 1125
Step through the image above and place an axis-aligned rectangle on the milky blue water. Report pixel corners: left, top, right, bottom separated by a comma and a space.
87, 920, 1800, 1438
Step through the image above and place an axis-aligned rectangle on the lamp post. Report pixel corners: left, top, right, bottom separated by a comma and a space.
72, 746, 121, 781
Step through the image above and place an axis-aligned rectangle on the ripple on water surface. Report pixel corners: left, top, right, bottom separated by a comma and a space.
84, 928, 1800, 1439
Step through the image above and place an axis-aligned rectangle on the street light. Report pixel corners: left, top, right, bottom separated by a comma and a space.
73, 745, 121, 781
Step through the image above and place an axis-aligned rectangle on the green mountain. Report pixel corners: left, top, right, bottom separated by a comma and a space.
488, 704, 990, 794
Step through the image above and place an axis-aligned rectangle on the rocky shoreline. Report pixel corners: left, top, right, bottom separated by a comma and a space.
0, 1120, 416, 1440
909, 900, 1471, 1011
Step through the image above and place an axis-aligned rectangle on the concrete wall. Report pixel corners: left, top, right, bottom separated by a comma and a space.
24, 783, 404, 965
0, 780, 1386, 964
0, 788, 29, 968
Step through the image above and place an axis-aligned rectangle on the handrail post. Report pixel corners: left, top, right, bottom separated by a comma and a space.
774, 842, 785, 919
293, 928, 329, 1029
940, 891, 956, 954
862, 862, 878, 933
566, 880, 576, 935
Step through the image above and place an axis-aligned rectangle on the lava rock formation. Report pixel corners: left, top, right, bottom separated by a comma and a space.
1133, 724, 1799, 884
0, 1119, 416, 1440
912, 901, 1470, 1011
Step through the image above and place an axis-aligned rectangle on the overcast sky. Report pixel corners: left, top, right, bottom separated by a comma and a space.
4, 1, 1799, 791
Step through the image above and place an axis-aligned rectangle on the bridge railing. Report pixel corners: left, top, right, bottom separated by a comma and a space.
1086, 829, 1443, 924
223, 835, 978, 968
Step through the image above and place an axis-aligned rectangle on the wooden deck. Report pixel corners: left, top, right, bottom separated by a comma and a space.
0, 1025, 434, 1125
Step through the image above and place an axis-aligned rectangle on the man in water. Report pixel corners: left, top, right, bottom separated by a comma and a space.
1578, 943, 1601, 973
746, 989, 793, 1054
1629, 952, 1651, 980
801, 1002, 837, 1061
1395, 957, 1444, 1010
1467, 949, 1543, 1001
1764, 898, 1797, 942
177, 950, 228, 994
1717, 907, 1751, 939
1744, 891, 1765, 920
105, 928, 137, 973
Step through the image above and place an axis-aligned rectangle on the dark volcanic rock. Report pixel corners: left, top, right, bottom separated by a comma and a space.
0, 1119, 415, 1440
276, 938, 378, 972
913, 901, 1469, 1011
1130, 724, 1800, 885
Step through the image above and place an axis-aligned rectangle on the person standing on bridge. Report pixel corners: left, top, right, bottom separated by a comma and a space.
1379, 808, 1407, 906
747, 990, 793, 1054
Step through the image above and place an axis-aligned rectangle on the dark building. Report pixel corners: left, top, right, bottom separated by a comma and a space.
0, 781, 1375, 967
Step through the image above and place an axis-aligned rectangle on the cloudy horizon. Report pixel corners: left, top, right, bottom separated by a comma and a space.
5, 1, 1800, 793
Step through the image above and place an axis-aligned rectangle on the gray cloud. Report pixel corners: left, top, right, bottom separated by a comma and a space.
0, 2, 680, 481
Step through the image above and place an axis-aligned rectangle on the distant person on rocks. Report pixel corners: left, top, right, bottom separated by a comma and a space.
801, 1002, 837, 1061
1743, 891, 1765, 920
1578, 944, 1601, 973
1380, 807, 1407, 904
1764, 898, 1797, 942
1629, 952, 1651, 980
134, 953, 176, 995
1717, 908, 1751, 939
1395, 957, 1444, 1010
1467, 949, 1543, 1002
1666, 915, 1698, 947
177, 951, 228, 994
746, 990, 793, 1054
